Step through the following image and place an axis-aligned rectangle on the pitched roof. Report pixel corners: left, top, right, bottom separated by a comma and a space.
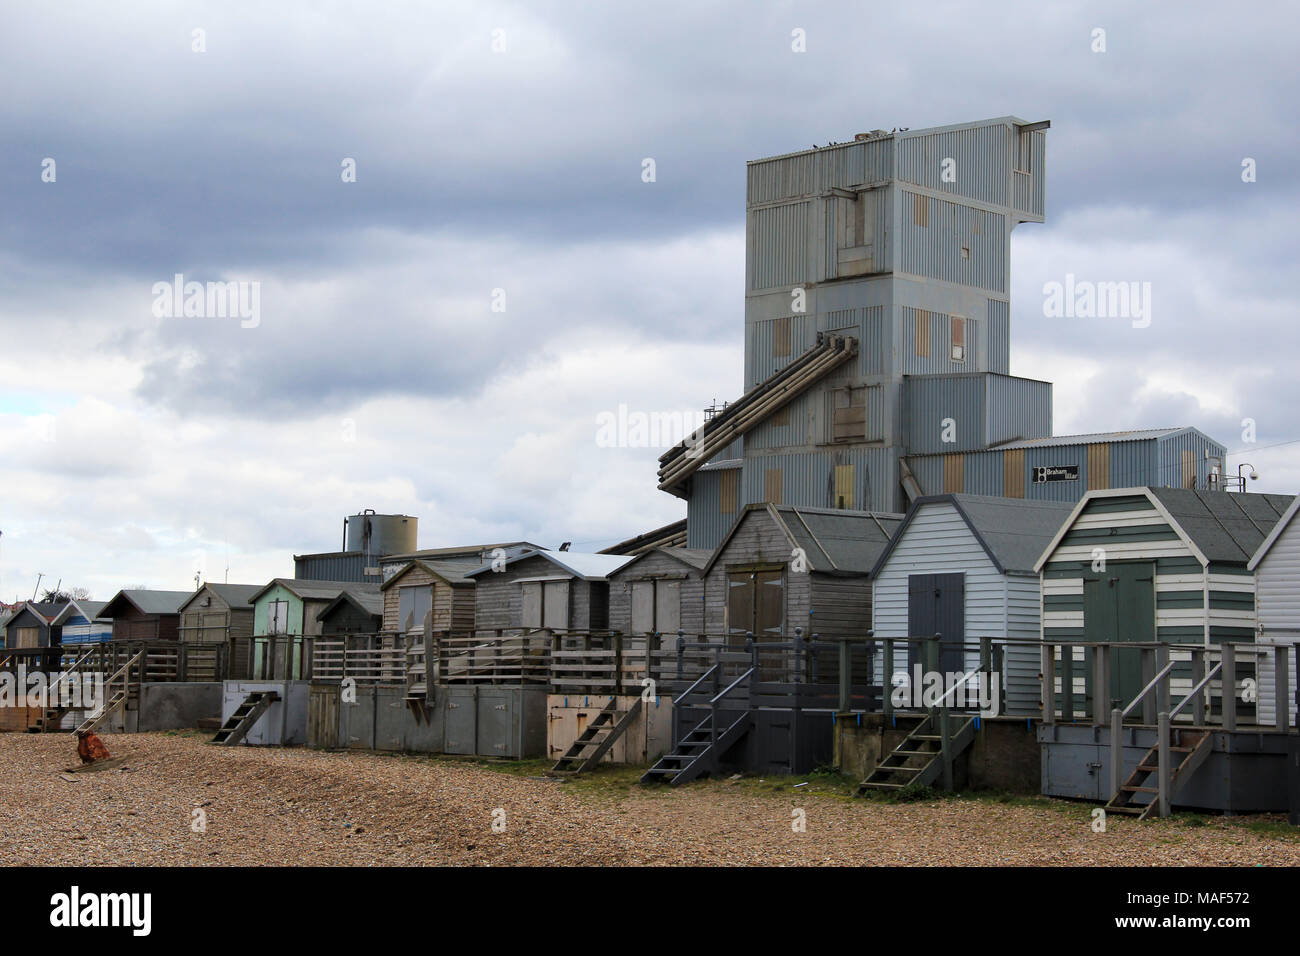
609, 546, 711, 577
464, 549, 633, 581
380, 541, 544, 564
179, 582, 264, 613
873, 494, 1074, 577
380, 557, 480, 591
50, 599, 110, 627
989, 427, 1218, 451
315, 589, 385, 622
703, 503, 903, 576
247, 579, 382, 604
1249, 495, 1300, 571
1147, 488, 1294, 564
101, 590, 192, 617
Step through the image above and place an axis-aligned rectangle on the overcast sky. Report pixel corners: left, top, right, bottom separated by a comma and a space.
1, 1, 1296, 599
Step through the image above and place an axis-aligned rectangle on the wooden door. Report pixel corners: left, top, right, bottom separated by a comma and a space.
654, 580, 681, 635
1084, 562, 1155, 709
631, 581, 655, 633
907, 573, 966, 675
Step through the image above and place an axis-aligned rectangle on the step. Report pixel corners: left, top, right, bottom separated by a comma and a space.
1122, 786, 1159, 794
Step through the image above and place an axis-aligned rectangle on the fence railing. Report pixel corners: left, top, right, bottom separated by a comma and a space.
0, 640, 228, 683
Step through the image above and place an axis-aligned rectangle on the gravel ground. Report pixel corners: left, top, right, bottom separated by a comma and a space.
1, 732, 1296, 866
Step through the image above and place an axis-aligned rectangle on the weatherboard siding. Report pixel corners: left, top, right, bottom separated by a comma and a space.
608, 551, 706, 636
1254, 515, 1300, 725
872, 500, 1039, 715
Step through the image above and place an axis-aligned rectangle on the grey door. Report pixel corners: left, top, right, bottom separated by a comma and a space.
907, 573, 966, 674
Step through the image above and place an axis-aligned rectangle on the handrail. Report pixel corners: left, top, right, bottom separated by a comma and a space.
710, 667, 755, 707
1168, 660, 1223, 720
677, 663, 719, 700
932, 667, 984, 709
1119, 659, 1176, 720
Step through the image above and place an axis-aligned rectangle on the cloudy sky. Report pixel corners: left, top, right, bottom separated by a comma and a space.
0, 1, 1295, 599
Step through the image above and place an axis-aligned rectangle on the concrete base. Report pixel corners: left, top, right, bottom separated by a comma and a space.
837, 713, 1042, 792
221, 680, 311, 746
546, 694, 674, 765
1039, 723, 1298, 813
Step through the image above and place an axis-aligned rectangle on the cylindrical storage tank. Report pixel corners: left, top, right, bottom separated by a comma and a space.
344, 511, 418, 557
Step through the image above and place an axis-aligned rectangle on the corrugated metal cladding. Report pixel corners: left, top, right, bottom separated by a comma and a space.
1012, 129, 1046, 218
985, 375, 1052, 445
749, 313, 813, 381
1157, 430, 1226, 490
742, 447, 900, 513
899, 192, 1005, 292
987, 299, 1009, 374
900, 307, 981, 376
825, 188, 890, 281
707, 436, 743, 463
819, 305, 888, 378
747, 138, 893, 205
294, 552, 371, 583
686, 470, 738, 550
751, 202, 809, 290
747, 391, 810, 449
895, 123, 1010, 207
905, 375, 985, 454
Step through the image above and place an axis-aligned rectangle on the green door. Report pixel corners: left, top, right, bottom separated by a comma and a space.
1083, 561, 1155, 710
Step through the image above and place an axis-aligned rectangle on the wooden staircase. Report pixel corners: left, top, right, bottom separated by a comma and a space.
75, 651, 143, 735
640, 710, 753, 786
1104, 729, 1212, 820
550, 698, 643, 775
857, 713, 977, 793
28, 648, 98, 733
211, 691, 280, 746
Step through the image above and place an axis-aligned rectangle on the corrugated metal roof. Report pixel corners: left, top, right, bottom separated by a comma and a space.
1150, 488, 1295, 564
599, 519, 688, 556
382, 541, 544, 563
990, 428, 1185, 450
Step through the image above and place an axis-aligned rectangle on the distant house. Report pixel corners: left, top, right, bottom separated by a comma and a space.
379, 559, 477, 635
700, 504, 903, 642
2, 601, 64, 649
607, 546, 710, 636
100, 590, 192, 641
466, 550, 632, 632
50, 600, 112, 645
316, 589, 385, 635
1248, 495, 1300, 726
868, 494, 1074, 716
178, 583, 262, 680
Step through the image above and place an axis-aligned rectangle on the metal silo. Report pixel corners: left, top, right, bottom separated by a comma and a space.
343, 510, 418, 560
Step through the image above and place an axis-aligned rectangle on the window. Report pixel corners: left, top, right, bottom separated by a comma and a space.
397, 585, 433, 631
831, 386, 866, 442
268, 599, 289, 635
950, 316, 966, 361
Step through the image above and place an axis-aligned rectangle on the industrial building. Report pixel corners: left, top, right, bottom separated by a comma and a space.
659, 117, 1227, 550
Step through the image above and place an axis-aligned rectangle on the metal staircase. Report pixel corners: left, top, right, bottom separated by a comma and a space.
857, 713, 977, 793
1104, 729, 1212, 820
211, 691, 280, 746
550, 697, 643, 775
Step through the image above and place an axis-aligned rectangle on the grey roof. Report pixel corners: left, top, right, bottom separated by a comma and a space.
778, 507, 904, 574
248, 578, 382, 603
381, 541, 544, 564
51, 599, 110, 626
381, 557, 481, 590
464, 549, 633, 581
704, 504, 903, 576
991, 427, 1191, 450
102, 590, 192, 616
315, 588, 385, 621
1149, 488, 1295, 564
610, 546, 711, 577
204, 583, 264, 605
1249, 495, 1300, 570
876, 494, 1074, 577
